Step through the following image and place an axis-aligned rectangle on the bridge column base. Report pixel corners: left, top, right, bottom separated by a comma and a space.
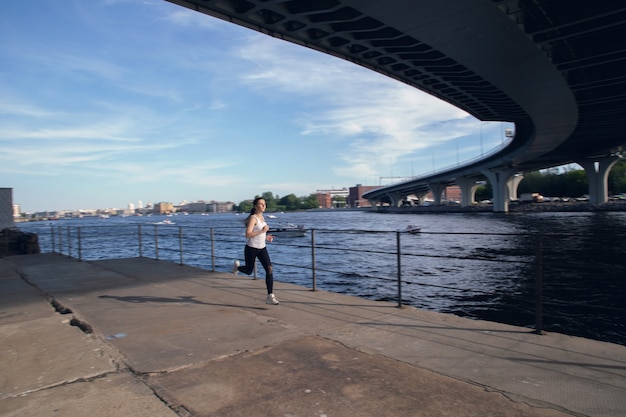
428, 182, 447, 205
455, 177, 480, 207
387, 192, 403, 207
577, 156, 621, 204
481, 168, 519, 213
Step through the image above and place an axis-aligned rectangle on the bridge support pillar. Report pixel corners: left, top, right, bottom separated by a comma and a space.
507, 174, 525, 200
577, 156, 621, 204
481, 168, 519, 212
455, 177, 480, 207
414, 191, 429, 205
386, 192, 403, 207
428, 183, 447, 205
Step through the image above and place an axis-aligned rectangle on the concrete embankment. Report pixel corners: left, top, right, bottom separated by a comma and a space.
1, 253, 625, 416
376, 201, 626, 214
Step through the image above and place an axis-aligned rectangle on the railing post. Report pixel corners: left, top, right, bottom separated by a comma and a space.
138, 224, 143, 258
311, 229, 317, 291
58, 226, 63, 255
77, 227, 82, 261
396, 231, 402, 308
534, 233, 544, 334
178, 226, 184, 265
210, 228, 215, 272
67, 227, 72, 258
51, 225, 56, 253
154, 224, 159, 260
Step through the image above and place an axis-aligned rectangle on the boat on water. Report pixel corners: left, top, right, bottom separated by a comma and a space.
268, 224, 307, 238
402, 225, 421, 234
155, 219, 175, 225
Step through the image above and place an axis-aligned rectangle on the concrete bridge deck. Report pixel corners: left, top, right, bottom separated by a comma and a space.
1, 253, 625, 416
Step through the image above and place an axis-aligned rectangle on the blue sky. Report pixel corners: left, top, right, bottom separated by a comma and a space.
1, 0, 513, 213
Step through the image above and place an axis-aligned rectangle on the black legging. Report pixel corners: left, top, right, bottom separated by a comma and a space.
237, 245, 274, 294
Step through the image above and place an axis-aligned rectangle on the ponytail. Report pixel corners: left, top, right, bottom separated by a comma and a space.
246, 197, 263, 225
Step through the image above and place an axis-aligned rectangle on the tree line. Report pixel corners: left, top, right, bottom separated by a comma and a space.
236, 191, 322, 213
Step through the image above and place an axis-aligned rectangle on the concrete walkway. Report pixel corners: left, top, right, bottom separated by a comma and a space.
1, 253, 625, 417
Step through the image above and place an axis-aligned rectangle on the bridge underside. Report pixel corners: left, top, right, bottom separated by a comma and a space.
166, 0, 626, 211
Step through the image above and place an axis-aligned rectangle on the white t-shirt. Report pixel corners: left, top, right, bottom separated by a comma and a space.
247, 216, 267, 249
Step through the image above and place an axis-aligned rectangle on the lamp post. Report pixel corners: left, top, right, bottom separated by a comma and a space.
480, 122, 485, 156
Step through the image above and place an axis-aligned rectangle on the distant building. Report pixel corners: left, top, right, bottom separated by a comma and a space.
187, 202, 208, 213
348, 184, 381, 208
153, 202, 174, 215
316, 188, 348, 209
116, 208, 136, 216
207, 201, 234, 213
442, 185, 462, 202
316, 193, 332, 209
175, 200, 234, 213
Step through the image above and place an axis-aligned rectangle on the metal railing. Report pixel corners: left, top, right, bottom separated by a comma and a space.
41, 223, 626, 343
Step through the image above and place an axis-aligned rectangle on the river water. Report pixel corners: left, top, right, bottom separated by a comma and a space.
17, 210, 626, 346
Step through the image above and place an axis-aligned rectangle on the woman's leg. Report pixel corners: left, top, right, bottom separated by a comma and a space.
238, 245, 257, 275
257, 248, 274, 294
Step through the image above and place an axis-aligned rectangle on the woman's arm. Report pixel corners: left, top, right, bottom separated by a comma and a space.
245, 216, 257, 239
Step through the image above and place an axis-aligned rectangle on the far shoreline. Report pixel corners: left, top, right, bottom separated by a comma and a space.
310, 201, 626, 214
15, 201, 626, 222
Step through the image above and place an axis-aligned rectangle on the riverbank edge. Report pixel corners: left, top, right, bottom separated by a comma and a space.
338, 201, 626, 214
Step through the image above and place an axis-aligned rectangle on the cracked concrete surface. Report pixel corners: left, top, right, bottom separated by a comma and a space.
2, 254, 625, 417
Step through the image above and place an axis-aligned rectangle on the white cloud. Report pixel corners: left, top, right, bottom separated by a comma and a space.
0, 101, 63, 118
232, 35, 474, 179
161, 7, 220, 29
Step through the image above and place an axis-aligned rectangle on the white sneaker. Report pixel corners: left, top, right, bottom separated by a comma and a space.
266, 293, 279, 305
232, 260, 240, 275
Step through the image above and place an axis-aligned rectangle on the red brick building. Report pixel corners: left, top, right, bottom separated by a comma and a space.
348, 184, 381, 208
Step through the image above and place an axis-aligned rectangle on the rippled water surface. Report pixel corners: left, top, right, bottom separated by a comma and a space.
18, 210, 626, 345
